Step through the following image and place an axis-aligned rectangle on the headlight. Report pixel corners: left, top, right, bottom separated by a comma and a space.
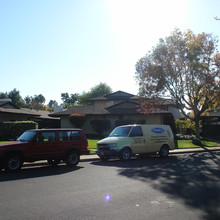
108, 143, 117, 148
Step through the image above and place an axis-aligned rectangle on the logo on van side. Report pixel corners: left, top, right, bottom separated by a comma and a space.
151, 128, 164, 133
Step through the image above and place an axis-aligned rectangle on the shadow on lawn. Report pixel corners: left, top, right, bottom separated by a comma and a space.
92, 151, 220, 220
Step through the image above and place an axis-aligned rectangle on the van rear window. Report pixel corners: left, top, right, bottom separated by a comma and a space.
59, 131, 81, 141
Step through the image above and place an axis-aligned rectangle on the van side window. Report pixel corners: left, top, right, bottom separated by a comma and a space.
129, 126, 143, 137
58, 131, 81, 141
69, 131, 81, 140
36, 132, 55, 142
59, 131, 69, 141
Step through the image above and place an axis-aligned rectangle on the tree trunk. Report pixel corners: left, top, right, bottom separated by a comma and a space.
195, 118, 200, 139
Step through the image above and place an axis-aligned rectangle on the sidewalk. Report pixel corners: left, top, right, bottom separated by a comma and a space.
81, 146, 220, 161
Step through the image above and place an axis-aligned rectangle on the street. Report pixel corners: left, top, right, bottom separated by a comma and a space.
0, 151, 220, 220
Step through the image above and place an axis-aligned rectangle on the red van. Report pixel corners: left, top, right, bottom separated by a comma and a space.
0, 129, 89, 172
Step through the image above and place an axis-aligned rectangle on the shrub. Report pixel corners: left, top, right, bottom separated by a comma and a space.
90, 119, 111, 137
0, 121, 38, 141
69, 114, 86, 128
175, 119, 196, 136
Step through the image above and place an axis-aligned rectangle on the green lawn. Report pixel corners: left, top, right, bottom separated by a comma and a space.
88, 139, 100, 154
87, 139, 220, 154
177, 139, 219, 148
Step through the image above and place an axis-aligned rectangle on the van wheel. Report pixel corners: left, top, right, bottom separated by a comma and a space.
119, 148, 131, 161
159, 145, 169, 158
47, 159, 61, 166
4, 153, 23, 172
65, 151, 80, 167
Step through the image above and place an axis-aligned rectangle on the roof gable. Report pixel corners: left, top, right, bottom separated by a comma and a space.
88, 90, 138, 101
0, 101, 20, 109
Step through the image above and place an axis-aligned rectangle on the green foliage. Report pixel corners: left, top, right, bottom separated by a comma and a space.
90, 119, 111, 137
0, 121, 38, 141
175, 119, 196, 135
135, 28, 220, 138
61, 93, 79, 108
25, 94, 46, 110
78, 83, 112, 105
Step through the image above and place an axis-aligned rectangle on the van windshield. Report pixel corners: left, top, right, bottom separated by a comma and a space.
109, 126, 132, 137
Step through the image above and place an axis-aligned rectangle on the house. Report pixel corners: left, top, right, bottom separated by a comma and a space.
0, 99, 59, 128
51, 91, 180, 136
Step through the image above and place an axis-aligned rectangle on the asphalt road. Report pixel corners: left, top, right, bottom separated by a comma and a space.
0, 151, 220, 220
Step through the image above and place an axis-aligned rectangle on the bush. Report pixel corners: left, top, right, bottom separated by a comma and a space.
90, 119, 111, 137
0, 121, 38, 141
69, 114, 86, 128
175, 119, 196, 136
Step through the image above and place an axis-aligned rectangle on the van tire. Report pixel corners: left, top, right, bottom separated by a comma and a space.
159, 145, 169, 158
4, 153, 23, 172
119, 148, 131, 161
65, 150, 80, 167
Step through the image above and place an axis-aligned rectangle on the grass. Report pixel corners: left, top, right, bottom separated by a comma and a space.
88, 139, 100, 154
177, 139, 219, 149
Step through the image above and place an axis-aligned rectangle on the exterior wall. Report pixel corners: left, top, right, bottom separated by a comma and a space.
168, 106, 181, 119
60, 114, 163, 136
0, 113, 29, 122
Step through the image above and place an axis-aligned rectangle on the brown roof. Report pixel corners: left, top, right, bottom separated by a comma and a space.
88, 91, 139, 101
51, 101, 170, 117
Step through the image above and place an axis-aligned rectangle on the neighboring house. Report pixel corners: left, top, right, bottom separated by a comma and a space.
51, 91, 181, 136
0, 99, 59, 128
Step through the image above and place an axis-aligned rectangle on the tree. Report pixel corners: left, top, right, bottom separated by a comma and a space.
61, 93, 79, 108
78, 82, 112, 105
24, 94, 46, 110
135, 29, 220, 139
0, 92, 8, 99
48, 100, 58, 108
8, 89, 25, 107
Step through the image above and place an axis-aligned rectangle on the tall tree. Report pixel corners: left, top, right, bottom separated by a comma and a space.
24, 94, 46, 110
8, 88, 25, 107
61, 93, 79, 108
48, 100, 58, 108
78, 82, 112, 105
135, 29, 220, 139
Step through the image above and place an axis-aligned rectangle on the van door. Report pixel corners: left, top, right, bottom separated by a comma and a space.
129, 126, 146, 153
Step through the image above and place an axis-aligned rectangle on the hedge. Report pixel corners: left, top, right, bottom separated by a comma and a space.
0, 121, 38, 141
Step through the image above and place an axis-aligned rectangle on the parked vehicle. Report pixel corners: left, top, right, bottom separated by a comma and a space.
97, 124, 174, 161
0, 129, 90, 172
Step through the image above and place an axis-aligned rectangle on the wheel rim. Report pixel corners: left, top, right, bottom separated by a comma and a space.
8, 157, 20, 170
162, 146, 168, 157
122, 150, 130, 160
68, 153, 78, 164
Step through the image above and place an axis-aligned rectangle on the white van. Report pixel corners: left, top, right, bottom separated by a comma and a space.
97, 124, 174, 161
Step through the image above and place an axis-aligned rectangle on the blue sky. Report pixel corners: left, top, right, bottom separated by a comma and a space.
1, 0, 220, 104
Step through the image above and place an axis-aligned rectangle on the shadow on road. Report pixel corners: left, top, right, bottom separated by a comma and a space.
0, 162, 83, 182
92, 151, 220, 220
